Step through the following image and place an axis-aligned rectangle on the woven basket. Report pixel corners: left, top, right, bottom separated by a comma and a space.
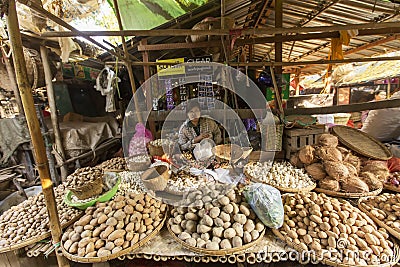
167, 223, 265, 256
333, 113, 351, 125
141, 165, 170, 191
126, 156, 151, 172
358, 197, 400, 241
212, 144, 243, 163
314, 186, 382, 199
272, 228, 400, 267
147, 142, 174, 157
69, 176, 103, 200
0, 212, 83, 254
61, 210, 167, 263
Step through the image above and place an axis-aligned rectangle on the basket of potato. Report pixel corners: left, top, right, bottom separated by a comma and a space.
96, 157, 127, 172
66, 167, 104, 200
273, 192, 400, 267
359, 193, 400, 241
61, 193, 167, 263
167, 184, 265, 255
0, 184, 82, 253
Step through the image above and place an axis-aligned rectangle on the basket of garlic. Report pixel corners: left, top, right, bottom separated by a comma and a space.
244, 161, 316, 193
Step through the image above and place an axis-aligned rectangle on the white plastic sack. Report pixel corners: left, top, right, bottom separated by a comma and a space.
361, 92, 400, 142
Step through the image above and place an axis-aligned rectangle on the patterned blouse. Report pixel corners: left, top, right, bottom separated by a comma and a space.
178, 117, 222, 151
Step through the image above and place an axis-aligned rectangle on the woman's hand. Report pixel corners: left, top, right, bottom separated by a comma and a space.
193, 133, 210, 143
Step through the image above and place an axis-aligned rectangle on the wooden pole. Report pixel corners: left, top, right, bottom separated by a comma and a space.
112, 0, 143, 124
40, 46, 68, 181
6, 0, 69, 266
39, 21, 400, 38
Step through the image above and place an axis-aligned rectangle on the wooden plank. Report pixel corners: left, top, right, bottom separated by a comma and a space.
285, 98, 400, 115
299, 136, 307, 148
138, 40, 222, 51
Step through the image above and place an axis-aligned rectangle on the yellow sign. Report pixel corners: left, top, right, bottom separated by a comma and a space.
156, 58, 185, 76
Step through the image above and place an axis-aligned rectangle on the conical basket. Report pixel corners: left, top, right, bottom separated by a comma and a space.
141, 165, 170, 191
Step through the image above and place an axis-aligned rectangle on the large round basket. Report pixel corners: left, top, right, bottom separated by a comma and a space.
358, 196, 400, 241
0, 212, 83, 254
212, 144, 243, 163
272, 228, 400, 267
61, 212, 167, 263
147, 142, 174, 157
141, 165, 170, 191
167, 223, 265, 256
331, 125, 392, 160
314, 186, 382, 198
69, 176, 103, 200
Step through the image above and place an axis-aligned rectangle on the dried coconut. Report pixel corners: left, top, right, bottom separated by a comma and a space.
344, 154, 361, 172
323, 161, 349, 181
343, 162, 358, 177
298, 145, 316, 165
319, 178, 340, 191
341, 177, 369, 193
289, 153, 304, 168
318, 134, 338, 148
305, 163, 326, 180
359, 172, 383, 190
315, 147, 342, 162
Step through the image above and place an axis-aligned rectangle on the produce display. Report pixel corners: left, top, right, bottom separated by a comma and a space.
97, 157, 127, 171
165, 170, 212, 195
168, 184, 265, 251
62, 193, 167, 259
65, 167, 103, 189
117, 171, 146, 195
0, 184, 81, 248
298, 134, 384, 194
386, 172, 400, 189
244, 161, 315, 190
149, 139, 175, 148
359, 193, 400, 233
277, 192, 395, 265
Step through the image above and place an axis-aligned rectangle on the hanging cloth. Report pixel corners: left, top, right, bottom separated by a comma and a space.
95, 67, 120, 112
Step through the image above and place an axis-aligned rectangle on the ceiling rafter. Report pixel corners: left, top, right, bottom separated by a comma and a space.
290, 10, 400, 62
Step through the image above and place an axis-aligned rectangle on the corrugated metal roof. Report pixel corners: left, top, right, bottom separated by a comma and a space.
101, 0, 400, 76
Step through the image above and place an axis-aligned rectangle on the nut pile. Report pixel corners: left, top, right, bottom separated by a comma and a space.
279, 192, 394, 265
62, 193, 167, 258
168, 184, 265, 250
117, 171, 146, 195
360, 193, 400, 232
166, 171, 210, 194
296, 134, 385, 193
0, 184, 81, 248
149, 139, 174, 147
127, 155, 151, 164
244, 161, 315, 189
97, 158, 127, 171
66, 167, 103, 189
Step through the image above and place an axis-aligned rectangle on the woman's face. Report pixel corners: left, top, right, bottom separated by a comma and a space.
188, 106, 201, 122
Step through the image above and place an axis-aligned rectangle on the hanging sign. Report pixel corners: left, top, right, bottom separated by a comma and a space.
156, 58, 185, 76
185, 55, 213, 75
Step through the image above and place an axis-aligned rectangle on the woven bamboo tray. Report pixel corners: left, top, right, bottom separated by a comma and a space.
61, 211, 167, 263
314, 186, 382, 198
383, 184, 400, 193
0, 212, 83, 254
244, 169, 316, 193
331, 125, 392, 160
167, 223, 265, 256
272, 228, 400, 267
358, 197, 400, 241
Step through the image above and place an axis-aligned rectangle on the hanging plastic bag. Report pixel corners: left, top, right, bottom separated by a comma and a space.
128, 123, 153, 156
243, 183, 284, 229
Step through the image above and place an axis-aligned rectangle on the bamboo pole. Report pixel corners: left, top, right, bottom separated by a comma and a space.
112, 0, 143, 124
40, 46, 68, 180
6, 0, 69, 266
39, 21, 400, 38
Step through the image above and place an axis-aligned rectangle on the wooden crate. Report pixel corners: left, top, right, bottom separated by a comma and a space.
283, 125, 325, 160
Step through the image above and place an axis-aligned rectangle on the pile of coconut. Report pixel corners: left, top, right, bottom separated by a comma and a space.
291, 133, 389, 193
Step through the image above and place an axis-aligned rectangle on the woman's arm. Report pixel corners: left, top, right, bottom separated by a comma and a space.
178, 124, 194, 150
210, 120, 222, 145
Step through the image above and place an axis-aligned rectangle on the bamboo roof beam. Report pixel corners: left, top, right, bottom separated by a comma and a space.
40, 21, 400, 38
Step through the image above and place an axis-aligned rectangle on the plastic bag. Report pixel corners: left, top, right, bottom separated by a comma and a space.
128, 123, 153, 156
243, 183, 284, 229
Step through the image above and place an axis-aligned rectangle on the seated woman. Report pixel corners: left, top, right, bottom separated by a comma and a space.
178, 101, 222, 151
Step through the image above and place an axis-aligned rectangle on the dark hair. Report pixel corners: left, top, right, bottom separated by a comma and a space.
186, 101, 201, 114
